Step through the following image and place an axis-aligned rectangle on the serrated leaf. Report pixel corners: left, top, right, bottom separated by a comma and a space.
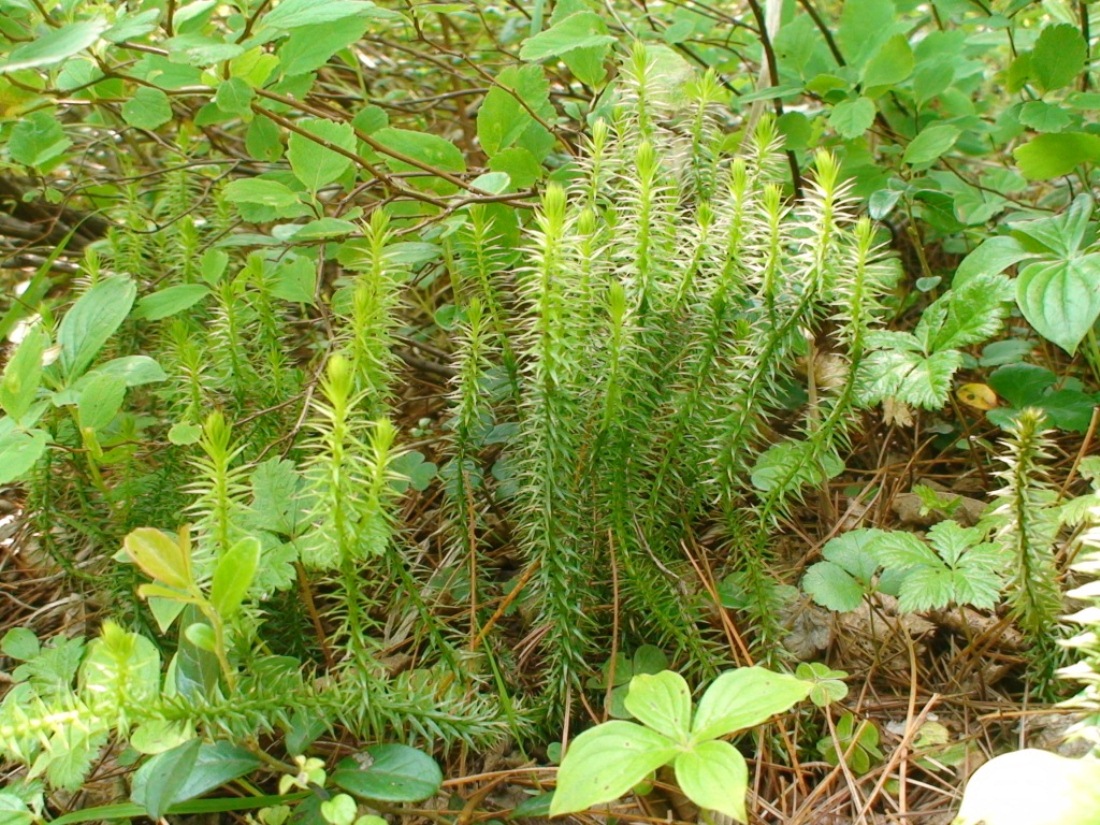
1031, 23, 1087, 92
1018, 101, 1073, 133
288, 118, 356, 191
827, 97, 876, 140
623, 671, 692, 741
519, 12, 615, 62
278, 20, 370, 76
869, 530, 936, 569
691, 668, 811, 741
9, 111, 71, 169
122, 87, 174, 130
673, 740, 747, 821
1014, 132, 1100, 180
214, 77, 253, 115
802, 562, 866, 612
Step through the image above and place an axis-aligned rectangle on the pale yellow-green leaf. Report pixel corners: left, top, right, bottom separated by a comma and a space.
953, 749, 1100, 825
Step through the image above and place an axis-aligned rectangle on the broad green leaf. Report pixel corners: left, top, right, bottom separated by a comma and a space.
184, 622, 218, 652
122, 87, 174, 130
927, 274, 1012, 351
913, 59, 954, 107
549, 722, 677, 816
838, 0, 898, 65
828, 97, 876, 140
230, 48, 279, 87
372, 127, 466, 177
133, 285, 210, 321
673, 741, 747, 822
1014, 194, 1093, 258
802, 562, 867, 612
132, 741, 265, 818
123, 527, 192, 590
288, 118, 356, 191
278, 20, 370, 76
214, 77, 253, 116
77, 372, 126, 431
519, 12, 615, 62
478, 65, 551, 156
0, 792, 34, 825
0, 18, 108, 74
860, 34, 914, 91
988, 363, 1056, 409
623, 671, 692, 741
869, 530, 936, 568
0, 429, 48, 484
245, 116, 283, 161
1014, 132, 1100, 180
261, 0, 399, 30
272, 256, 317, 304
223, 178, 300, 209
903, 124, 960, 165
1016, 255, 1100, 354
88, 356, 167, 388
211, 536, 260, 619
691, 668, 812, 741
955, 749, 1100, 825
564, 44, 610, 86
169, 741, 263, 802
57, 276, 137, 380
1, 627, 40, 660
489, 146, 545, 187
130, 739, 201, 819
352, 105, 389, 135
8, 111, 71, 169
0, 325, 48, 422
330, 745, 442, 802
175, 604, 220, 698
103, 8, 161, 43
954, 236, 1033, 285
1018, 101, 1073, 133
130, 719, 195, 755
1031, 24, 1087, 92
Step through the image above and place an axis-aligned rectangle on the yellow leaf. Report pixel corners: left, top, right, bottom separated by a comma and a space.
957, 383, 998, 411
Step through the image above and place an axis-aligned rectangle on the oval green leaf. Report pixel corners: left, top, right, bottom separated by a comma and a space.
331, 744, 442, 803
623, 671, 692, 741
673, 740, 748, 822
549, 721, 677, 816
691, 667, 812, 742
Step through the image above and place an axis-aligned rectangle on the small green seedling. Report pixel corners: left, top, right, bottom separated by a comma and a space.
550, 667, 812, 822
818, 711, 883, 775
